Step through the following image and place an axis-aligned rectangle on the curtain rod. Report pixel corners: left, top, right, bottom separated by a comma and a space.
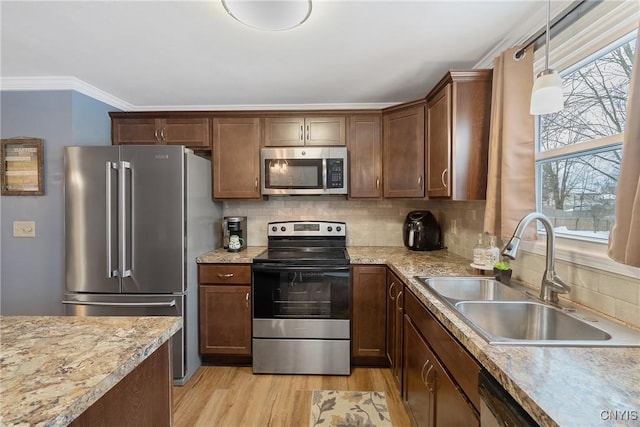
514, 0, 602, 59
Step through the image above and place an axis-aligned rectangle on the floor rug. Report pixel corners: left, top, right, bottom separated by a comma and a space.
310, 390, 392, 427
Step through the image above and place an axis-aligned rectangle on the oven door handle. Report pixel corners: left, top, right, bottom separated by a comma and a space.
252, 264, 350, 273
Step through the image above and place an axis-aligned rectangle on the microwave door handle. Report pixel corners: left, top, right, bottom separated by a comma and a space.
322, 158, 327, 190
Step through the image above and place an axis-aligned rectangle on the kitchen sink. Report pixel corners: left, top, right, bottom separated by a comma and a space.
420, 277, 527, 302
415, 276, 640, 347
455, 301, 612, 344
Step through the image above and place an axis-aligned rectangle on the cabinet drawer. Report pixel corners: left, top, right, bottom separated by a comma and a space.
199, 264, 251, 284
405, 288, 481, 410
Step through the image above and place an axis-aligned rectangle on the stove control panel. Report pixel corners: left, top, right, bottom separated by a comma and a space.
267, 221, 346, 237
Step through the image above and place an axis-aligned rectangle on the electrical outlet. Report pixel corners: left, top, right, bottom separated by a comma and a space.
450, 219, 457, 235
13, 221, 35, 238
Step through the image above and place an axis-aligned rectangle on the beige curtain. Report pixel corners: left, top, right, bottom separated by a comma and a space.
608, 32, 640, 267
484, 45, 537, 240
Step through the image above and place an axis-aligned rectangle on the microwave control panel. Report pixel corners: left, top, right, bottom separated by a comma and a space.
326, 159, 345, 189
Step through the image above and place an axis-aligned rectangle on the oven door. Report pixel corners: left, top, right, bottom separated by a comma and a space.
252, 264, 350, 338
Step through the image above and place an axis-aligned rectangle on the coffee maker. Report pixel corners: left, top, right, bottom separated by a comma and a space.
223, 216, 247, 252
403, 211, 442, 251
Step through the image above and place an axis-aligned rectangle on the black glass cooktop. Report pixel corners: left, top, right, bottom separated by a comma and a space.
253, 247, 350, 265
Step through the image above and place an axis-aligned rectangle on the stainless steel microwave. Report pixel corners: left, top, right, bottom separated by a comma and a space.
260, 146, 348, 196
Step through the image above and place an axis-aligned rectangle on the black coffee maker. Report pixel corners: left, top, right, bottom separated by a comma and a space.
403, 211, 442, 251
223, 216, 247, 252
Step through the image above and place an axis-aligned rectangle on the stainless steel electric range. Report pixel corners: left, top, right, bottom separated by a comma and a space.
251, 220, 350, 375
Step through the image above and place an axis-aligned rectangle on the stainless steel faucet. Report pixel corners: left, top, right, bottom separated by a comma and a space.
501, 212, 570, 303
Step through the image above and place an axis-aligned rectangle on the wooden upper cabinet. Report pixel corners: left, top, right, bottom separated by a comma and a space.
111, 115, 210, 149
212, 118, 262, 199
347, 115, 382, 199
382, 102, 425, 198
426, 70, 492, 200
264, 116, 346, 146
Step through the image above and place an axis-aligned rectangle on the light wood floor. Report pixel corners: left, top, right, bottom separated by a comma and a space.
173, 366, 411, 427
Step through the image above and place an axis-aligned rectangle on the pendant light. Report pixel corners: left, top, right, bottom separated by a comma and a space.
221, 0, 312, 31
530, 0, 564, 115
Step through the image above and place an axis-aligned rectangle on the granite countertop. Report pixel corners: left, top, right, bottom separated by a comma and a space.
0, 316, 182, 427
199, 246, 640, 426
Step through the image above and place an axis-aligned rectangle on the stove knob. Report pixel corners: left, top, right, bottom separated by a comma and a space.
327, 226, 333, 232
281, 226, 286, 232
271, 226, 277, 232
336, 226, 342, 232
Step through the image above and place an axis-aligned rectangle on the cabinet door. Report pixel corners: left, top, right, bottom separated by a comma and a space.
403, 316, 434, 427
112, 118, 159, 145
348, 115, 382, 198
305, 117, 346, 146
386, 270, 403, 387
199, 284, 251, 355
264, 117, 305, 146
212, 118, 261, 199
351, 265, 387, 365
383, 105, 425, 198
426, 85, 452, 198
161, 117, 210, 149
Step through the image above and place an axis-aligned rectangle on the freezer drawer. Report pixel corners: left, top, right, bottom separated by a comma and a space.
63, 293, 185, 380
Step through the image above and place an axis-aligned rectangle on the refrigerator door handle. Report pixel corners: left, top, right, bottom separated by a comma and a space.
106, 162, 118, 278
119, 160, 132, 278
62, 300, 177, 308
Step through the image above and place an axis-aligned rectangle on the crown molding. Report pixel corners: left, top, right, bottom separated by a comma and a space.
473, 1, 571, 69
0, 76, 134, 111
0, 76, 398, 111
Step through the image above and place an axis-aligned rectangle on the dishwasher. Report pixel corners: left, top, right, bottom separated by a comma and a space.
478, 370, 538, 427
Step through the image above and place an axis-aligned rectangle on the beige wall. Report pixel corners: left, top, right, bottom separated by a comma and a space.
224, 198, 640, 328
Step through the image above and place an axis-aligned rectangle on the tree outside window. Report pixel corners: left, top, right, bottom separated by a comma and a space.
537, 34, 636, 239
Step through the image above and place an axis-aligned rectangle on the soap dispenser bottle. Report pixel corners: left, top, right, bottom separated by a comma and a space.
473, 233, 485, 267
485, 235, 500, 269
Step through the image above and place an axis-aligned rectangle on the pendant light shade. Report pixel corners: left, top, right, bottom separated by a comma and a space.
222, 0, 312, 31
530, 69, 564, 115
530, 0, 564, 115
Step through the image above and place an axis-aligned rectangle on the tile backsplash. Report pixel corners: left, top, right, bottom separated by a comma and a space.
223, 197, 639, 328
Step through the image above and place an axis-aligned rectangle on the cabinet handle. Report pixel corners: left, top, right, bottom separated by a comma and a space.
306, 125, 310, 140
255, 177, 258, 189
396, 290, 403, 312
417, 175, 423, 189
425, 364, 435, 392
217, 273, 234, 278
245, 292, 250, 309
160, 128, 166, 143
421, 360, 429, 384
388, 282, 396, 300
300, 125, 304, 141
441, 168, 448, 188
154, 129, 160, 143
376, 177, 380, 190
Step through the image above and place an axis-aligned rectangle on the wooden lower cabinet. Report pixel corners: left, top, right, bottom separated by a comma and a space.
198, 264, 252, 363
70, 341, 172, 427
403, 288, 480, 427
351, 265, 388, 365
386, 270, 403, 387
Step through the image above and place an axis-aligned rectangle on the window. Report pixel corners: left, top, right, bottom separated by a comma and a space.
536, 33, 636, 241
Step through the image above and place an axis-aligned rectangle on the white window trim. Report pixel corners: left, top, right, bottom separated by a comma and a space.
522, 1, 640, 280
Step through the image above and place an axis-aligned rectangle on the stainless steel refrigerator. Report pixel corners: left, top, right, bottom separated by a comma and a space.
63, 145, 221, 385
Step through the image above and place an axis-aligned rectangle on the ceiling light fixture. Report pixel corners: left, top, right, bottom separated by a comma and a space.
530, 0, 564, 115
221, 0, 312, 31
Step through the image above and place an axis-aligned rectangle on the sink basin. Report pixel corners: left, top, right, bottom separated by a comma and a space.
414, 276, 640, 347
455, 301, 612, 344
419, 277, 526, 302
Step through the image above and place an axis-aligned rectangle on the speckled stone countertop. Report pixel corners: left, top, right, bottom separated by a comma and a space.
198, 246, 640, 426
0, 316, 182, 427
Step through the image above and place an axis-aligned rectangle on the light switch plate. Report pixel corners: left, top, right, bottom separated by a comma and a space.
450, 219, 457, 235
13, 221, 36, 238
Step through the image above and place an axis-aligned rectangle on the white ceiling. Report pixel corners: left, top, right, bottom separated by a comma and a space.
0, 0, 560, 111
